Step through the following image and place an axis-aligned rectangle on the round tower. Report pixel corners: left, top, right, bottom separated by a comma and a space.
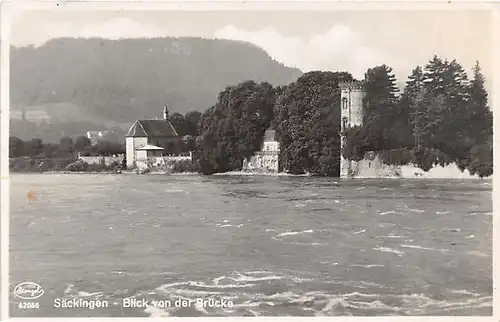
339, 80, 364, 130
339, 80, 365, 177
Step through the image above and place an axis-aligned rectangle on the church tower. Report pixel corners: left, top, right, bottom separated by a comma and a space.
163, 104, 169, 121
339, 80, 365, 177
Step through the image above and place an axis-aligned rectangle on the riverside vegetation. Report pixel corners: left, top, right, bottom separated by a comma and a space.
193, 56, 492, 177
10, 55, 492, 177
9, 136, 125, 173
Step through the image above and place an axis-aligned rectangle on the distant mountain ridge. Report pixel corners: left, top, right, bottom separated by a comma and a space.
11, 37, 302, 136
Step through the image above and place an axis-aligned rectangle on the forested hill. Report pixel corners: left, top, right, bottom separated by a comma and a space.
11, 37, 302, 125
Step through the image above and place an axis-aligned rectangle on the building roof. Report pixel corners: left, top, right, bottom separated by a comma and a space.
125, 120, 178, 138
136, 144, 164, 151
263, 130, 276, 142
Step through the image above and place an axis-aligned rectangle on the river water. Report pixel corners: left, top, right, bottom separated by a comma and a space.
9, 174, 492, 317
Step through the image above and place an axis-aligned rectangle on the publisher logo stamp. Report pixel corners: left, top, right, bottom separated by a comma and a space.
14, 282, 44, 300
14, 282, 43, 309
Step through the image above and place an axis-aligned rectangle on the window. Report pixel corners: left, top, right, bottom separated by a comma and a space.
342, 98, 348, 109
342, 117, 348, 131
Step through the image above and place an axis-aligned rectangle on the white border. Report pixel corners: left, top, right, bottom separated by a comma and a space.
1, 1, 11, 321
1, 1, 498, 322
491, 3, 499, 320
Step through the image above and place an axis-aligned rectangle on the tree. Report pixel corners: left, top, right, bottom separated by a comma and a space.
400, 66, 424, 146
74, 135, 92, 152
360, 65, 411, 150
25, 138, 44, 157
274, 71, 354, 176
169, 112, 188, 136
467, 61, 492, 145
59, 136, 74, 154
418, 56, 470, 161
401, 66, 424, 107
462, 61, 493, 176
196, 80, 277, 174
363, 65, 399, 111
93, 140, 125, 156
422, 55, 447, 95
467, 143, 492, 178
9, 137, 25, 157
43, 143, 59, 158
184, 111, 202, 136
182, 135, 196, 151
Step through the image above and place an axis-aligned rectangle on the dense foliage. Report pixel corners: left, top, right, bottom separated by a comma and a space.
64, 160, 122, 173
9, 135, 125, 159
273, 71, 354, 176
344, 56, 492, 177
194, 81, 278, 174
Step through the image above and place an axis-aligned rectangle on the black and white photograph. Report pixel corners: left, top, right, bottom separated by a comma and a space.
6, 2, 495, 318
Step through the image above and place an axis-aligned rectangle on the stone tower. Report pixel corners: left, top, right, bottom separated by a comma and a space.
339, 80, 365, 177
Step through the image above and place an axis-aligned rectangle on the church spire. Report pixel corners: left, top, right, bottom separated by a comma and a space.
163, 104, 169, 121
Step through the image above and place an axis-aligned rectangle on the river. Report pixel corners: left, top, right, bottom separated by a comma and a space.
9, 173, 492, 317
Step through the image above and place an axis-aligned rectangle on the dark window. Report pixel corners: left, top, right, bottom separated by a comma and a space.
342, 98, 348, 109
342, 117, 348, 131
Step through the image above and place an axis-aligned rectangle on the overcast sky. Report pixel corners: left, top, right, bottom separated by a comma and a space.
10, 9, 493, 90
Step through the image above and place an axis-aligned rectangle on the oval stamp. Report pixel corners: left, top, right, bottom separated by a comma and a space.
14, 282, 45, 300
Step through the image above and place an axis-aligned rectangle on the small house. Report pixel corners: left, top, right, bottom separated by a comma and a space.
125, 106, 180, 169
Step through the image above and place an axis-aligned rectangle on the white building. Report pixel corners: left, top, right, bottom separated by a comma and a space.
125, 106, 180, 169
339, 80, 365, 178
242, 129, 280, 173
86, 130, 109, 146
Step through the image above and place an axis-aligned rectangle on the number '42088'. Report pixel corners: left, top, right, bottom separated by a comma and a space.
18, 301, 40, 309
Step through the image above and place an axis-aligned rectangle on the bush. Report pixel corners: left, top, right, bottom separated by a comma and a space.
171, 159, 200, 173
379, 148, 414, 166
10, 157, 76, 172
65, 160, 89, 172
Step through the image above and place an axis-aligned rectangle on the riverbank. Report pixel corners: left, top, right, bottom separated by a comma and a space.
344, 157, 490, 179
16, 169, 200, 176
20, 170, 490, 180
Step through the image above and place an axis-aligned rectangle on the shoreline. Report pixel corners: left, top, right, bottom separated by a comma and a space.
9, 170, 491, 179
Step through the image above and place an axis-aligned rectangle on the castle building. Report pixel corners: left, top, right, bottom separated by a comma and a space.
242, 129, 280, 173
339, 80, 365, 178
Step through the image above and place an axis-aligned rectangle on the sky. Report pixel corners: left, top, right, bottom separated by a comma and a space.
9, 9, 494, 90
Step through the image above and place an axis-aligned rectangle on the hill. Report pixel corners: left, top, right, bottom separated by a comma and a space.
10, 37, 302, 141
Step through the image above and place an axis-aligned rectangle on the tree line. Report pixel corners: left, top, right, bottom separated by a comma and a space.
9, 135, 125, 159
344, 56, 492, 177
10, 54, 492, 177
191, 55, 492, 177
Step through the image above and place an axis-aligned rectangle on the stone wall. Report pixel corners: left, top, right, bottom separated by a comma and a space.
79, 155, 124, 166
242, 151, 279, 173
346, 153, 487, 179
136, 155, 192, 171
